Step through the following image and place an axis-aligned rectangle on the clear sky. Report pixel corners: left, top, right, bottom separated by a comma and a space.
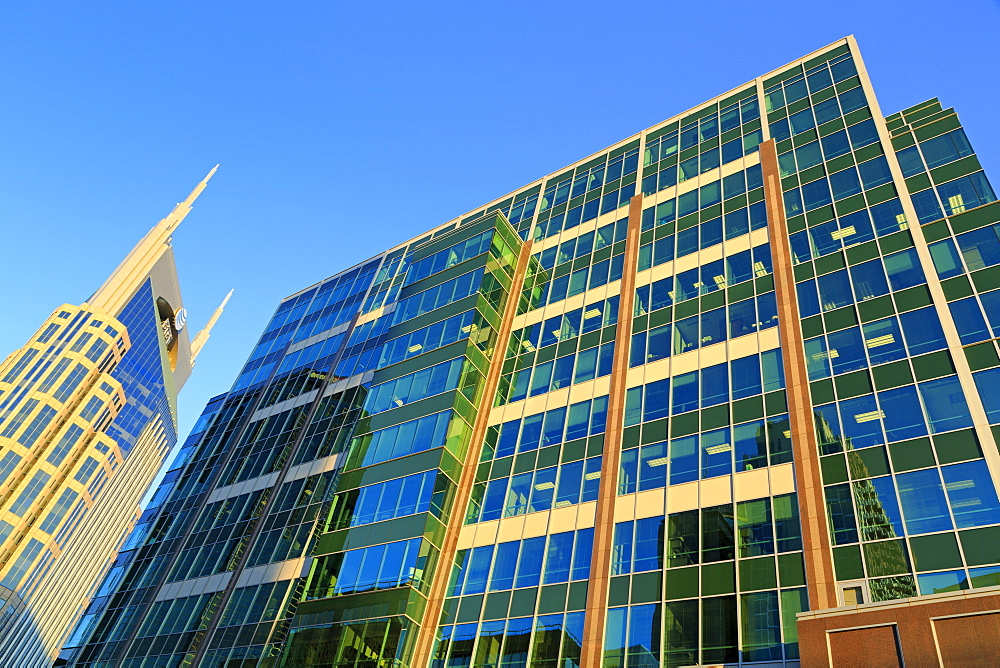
1, 0, 997, 452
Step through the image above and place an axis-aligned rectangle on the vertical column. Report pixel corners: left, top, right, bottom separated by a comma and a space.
579, 194, 643, 667
759, 139, 838, 611
849, 35, 1000, 487
410, 239, 534, 667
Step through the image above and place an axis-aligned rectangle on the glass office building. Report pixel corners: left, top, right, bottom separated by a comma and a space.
61, 37, 1000, 667
0, 170, 224, 667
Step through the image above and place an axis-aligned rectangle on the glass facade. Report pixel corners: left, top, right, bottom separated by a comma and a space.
61, 38, 1000, 667
0, 173, 212, 667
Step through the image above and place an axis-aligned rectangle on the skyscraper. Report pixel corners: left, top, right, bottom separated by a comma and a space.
63, 36, 1000, 667
0, 170, 224, 667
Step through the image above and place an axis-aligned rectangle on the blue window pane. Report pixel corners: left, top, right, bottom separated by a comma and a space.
897, 468, 953, 534
854, 476, 904, 540
784, 188, 803, 217
671, 372, 699, 414
731, 355, 762, 399
801, 178, 832, 211
734, 420, 766, 471
701, 217, 723, 249
700, 148, 720, 173
530, 467, 556, 513
943, 164, 997, 211
869, 199, 907, 237
956, 224, 1000, 271
796, 280, 820, 318
848, 259, 889, 302
858, 156, 893, 189
831, 57, 858, 82
701, 427, 732, 479
838, 394, 885, 449
788, 108, 815, 135
838, 87, 867, 114
809, 219, 842, 258
505, 473, 531, 517
674, 316, 699, 355
490, 542, 520, 591
920, 128, 974, 169
761, 349, 785, 391
619, 449, 638, 495
480, 479, 508, 522
701, 363, 729, 407
543, 531, 575, 584
701, 259, 725, 294
677, 226, 698, 258
770, 118, 791, 142
555, 459, 583, 508
918, 570, 968, 596
670, 435, 698, 485
675, 269, 700, 302
883, 249, 925, 291
822, 130, 851, 159
815, 403, 844, 454
633, 518, 664, 571
817, 270, 853, 311
896, 146, 925, 177
629, 332, 647, 368
515, 537, 545, 588
807, 67, 834, 93
729, 298, 757, 339
949, 297, 990, 345
838, 209, 876, 247
639, 442, 668, 491
791, 230, 813, 263
804, 336, 831, 381
627, 604, 662, 664
463, 545, 494, 595
911, 189, 944, 224
878, 385, 928, 442
572, 528, 594, 580
701, 308, 727, 349
725, 207, 750, 240
678, 191, 698, 217
813, 96, 840, 124
796, 142, 823, 171
519, 414, 543, 452
862, 317, 906, 365
830, 167, 862, 200
643, 380, 669, 423
722, 137, 743, 164
899, 307, 947, 355
918, 376, 973, 434
542, 408, 566, 447
646, 324, 671, 364
825, 484, 858, 545
941, 460, 1000, 528
828, 327, 867, 375
612, 522, 634, 575
749, 201, 767, 230
929, 239, 964, 279
848, 119, 879, 149
726, 250, 753, 285
974, 367, 1000, 423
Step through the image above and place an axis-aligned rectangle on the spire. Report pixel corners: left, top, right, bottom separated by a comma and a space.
89, 166, 219, 313
161, 164, 218, 235
190, 289, 233, 364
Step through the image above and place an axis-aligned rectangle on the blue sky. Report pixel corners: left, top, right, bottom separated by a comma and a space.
1, 0, 998, 447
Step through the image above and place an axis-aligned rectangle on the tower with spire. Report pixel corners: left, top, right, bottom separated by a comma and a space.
0, 169, 224, 667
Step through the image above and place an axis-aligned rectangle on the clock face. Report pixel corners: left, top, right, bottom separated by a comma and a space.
174, 308, 188, 332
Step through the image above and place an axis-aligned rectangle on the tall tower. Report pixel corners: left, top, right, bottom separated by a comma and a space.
64, 36, 1000, 668
0, 169, 224, 667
